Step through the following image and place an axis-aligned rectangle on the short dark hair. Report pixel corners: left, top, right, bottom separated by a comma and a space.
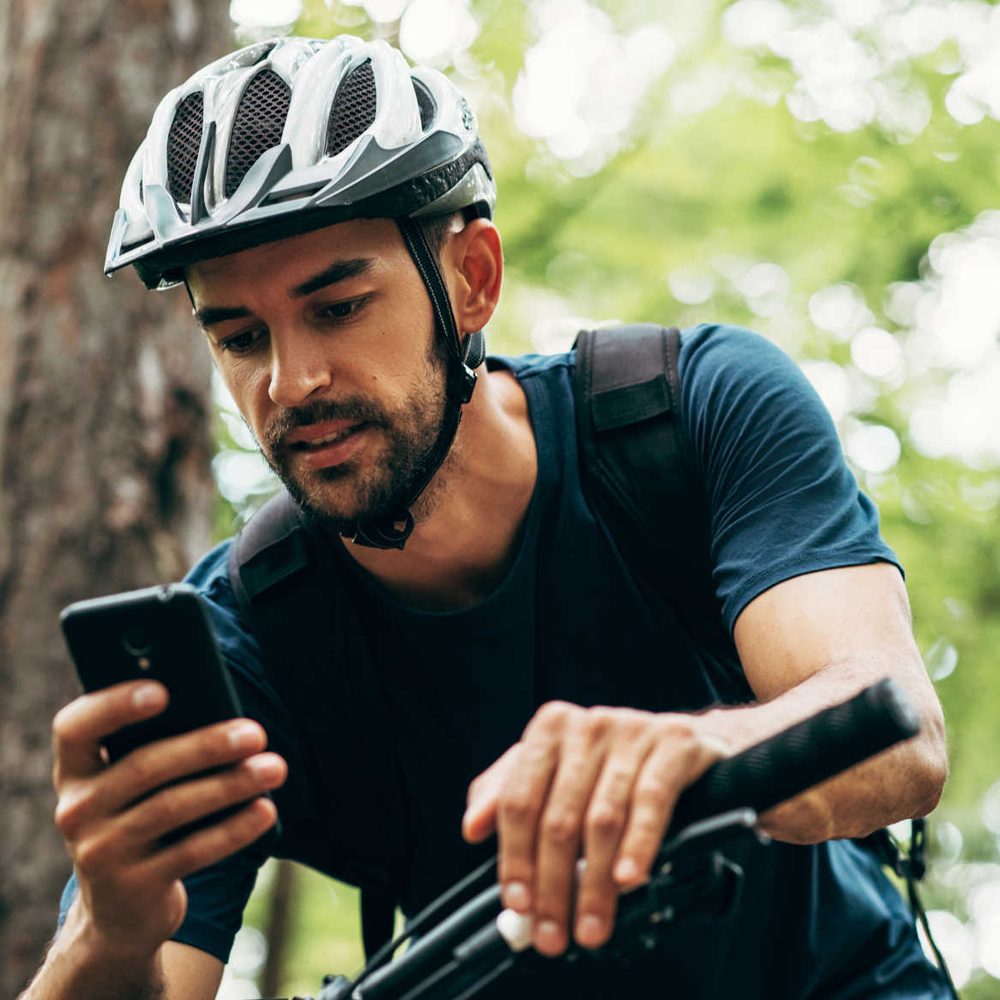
418, 211, 463, 259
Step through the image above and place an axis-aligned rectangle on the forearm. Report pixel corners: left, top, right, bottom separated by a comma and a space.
696, 659, 948, 843
18, 901, 164, 1000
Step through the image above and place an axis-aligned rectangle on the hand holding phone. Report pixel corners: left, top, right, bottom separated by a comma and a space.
52, 583, 286, 962
59, 582, 282, 844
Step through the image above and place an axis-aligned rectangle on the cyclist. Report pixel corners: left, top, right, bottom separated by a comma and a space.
23, 35, 949, 1000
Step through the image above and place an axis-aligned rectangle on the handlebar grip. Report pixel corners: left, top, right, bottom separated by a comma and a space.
671, 677, 921, 831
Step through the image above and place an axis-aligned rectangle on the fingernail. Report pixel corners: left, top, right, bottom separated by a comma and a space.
133, 684, 164, 709
229, 721, 262, 750
504, 881, 530, 911
614, 858, 639, 884
576, 914, 604, 947
247, 754, 282, 779
536, 920, 562, 952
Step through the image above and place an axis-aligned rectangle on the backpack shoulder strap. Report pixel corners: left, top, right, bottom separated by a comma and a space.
226, 490, 402, 959
573, 324, 737, 669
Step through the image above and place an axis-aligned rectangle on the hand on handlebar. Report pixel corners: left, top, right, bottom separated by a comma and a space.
52, 680, 287, 960
461, 702, 727, 957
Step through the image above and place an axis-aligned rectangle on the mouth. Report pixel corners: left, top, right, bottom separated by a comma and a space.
285, 420, 371, 469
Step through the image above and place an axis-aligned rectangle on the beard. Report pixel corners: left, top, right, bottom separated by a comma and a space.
257, 337, 462, 533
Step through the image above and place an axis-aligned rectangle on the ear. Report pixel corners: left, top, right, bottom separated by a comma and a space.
445, 218, 503, 334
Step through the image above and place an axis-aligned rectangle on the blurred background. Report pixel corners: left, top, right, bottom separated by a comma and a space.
1, 0, 999, 996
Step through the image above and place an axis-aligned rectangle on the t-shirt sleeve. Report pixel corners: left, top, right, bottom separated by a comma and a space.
55, 852, 261, 964
678, 324, 901, 633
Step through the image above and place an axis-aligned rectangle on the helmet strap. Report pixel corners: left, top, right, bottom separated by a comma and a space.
339, 218, 484, 551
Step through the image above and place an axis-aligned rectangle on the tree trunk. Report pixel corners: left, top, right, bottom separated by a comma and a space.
0, 3, 231, 993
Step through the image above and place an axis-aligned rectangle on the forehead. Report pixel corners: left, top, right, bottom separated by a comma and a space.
184, 217, 406, 300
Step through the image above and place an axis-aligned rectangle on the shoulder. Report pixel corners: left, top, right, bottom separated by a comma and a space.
488, 351, 574, 381
675, 322, 840, 458
183, 539, 259, 668
677, 322, 807, 404
183, 536, 290, 720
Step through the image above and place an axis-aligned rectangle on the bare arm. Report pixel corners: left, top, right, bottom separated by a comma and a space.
464, 562, 947, 956
21, 908, 222, 1000
710, 561, 947, 842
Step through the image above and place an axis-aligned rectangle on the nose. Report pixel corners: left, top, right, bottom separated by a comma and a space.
267, 330, 333, 407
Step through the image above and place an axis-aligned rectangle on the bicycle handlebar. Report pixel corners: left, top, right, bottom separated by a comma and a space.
670, 675, 920, 827
293, 678, 922, 1000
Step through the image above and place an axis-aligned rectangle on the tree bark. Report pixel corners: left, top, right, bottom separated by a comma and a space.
0, 3, 231, 994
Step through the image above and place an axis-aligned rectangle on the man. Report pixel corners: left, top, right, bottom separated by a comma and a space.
23, 34, 949, 1000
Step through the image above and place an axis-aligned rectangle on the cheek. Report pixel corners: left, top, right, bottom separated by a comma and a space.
215, 363, 268, 434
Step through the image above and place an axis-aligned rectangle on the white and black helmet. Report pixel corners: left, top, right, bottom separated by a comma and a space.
106, 35, 495, 289
108, 35, 498, 550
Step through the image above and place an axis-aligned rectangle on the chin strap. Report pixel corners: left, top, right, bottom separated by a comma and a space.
340, 218, 485, 550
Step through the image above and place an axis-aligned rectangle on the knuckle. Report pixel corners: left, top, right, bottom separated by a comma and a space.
586, 802, 625, 838
54, 790, 91, 838
578, 709, 612, 744
658, 715, 698, 745
577, 886, 615, 922
133, 793, 175, 836
237, 762, 267, 797
227, 803, 264, 848
51, 704, 78, 745
533, 700, 573, 733
541, 810, 581, 846
51, 708, 69, 740
499, 793, 536, 826
124, 750, 162, 790
621, 710, 654, 741
170, 837, 202, 872
198, 725, 230, 760
466, 776, 481, 802
74, 836, 111, 878
633, 783, 671, 814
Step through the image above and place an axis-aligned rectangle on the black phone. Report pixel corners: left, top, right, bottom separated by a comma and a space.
60, 582, 279, 846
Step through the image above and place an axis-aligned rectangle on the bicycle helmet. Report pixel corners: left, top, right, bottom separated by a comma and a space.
106, 35, 498, 549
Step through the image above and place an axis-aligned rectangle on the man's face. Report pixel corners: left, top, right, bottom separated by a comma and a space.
186, 219, 455, 530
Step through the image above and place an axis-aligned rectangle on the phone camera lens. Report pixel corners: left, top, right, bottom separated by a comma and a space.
122, 631, 153, 658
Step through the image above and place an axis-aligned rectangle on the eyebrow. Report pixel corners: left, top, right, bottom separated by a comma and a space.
290, 257, 374, 298
193, 305, 252, 328
193, 257, 375, 328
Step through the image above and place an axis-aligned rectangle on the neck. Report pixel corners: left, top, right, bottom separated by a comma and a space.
341, 365, 538, 610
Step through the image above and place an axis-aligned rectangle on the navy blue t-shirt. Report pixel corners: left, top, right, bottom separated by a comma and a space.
59, 325, 945, 998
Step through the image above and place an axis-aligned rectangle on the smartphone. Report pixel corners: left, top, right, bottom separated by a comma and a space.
60, 582, 279, 846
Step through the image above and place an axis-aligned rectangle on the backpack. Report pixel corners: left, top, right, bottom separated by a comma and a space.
225, 324, 925, 962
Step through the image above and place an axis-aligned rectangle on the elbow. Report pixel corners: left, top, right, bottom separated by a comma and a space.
911, 705, 948, 817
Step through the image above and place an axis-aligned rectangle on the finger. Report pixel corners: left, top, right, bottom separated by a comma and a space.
531, 741, 607, 957
463, 744, 521, 843
613, 735, 725, 887
144, 797, 279, 883
495, 725, 564, 915
117, 752, 287, 849
98, 718, 270, 817
53, 682, 169, 782
574, 748, 647, 949
54, 718, 271, 845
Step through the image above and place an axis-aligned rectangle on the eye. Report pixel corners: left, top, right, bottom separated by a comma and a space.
219, 327, 267, 355
317, 297, 367, 322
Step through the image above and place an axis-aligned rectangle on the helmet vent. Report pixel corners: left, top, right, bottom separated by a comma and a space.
413, 79, 435, 131
326, 59, 376, 157
225, 69, 292, 199
166, 92, 205, 202
252, 42, 277, 65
